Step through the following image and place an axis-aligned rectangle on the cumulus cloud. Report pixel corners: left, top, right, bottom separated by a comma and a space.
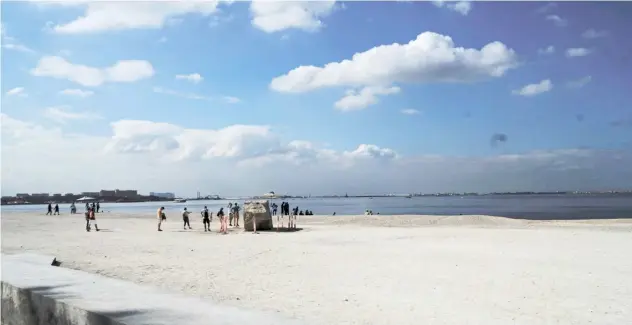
59, 88, 94, 98
566, 76, 592, 89
566, 48, 592, 58
432, 0, 472, 15
250, 1, 337, 33
3, 113, 631, 196
176, 73, 203, 83
546, 15, 567, 27
31, 56, 155, 87
334, 86, 400, 111
41, 1, 229, 34
5, 87, 27, 97
512, 79, 553, 97
270, 31, 518, 93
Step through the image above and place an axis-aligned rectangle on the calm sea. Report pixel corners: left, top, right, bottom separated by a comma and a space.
2, 195, 631, 220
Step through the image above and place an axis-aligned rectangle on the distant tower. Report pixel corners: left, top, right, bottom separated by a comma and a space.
197, 191, 200, 199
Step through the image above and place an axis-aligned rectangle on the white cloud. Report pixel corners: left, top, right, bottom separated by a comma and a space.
223, 96, 241, 104
566, 76, 592, 89
537, 45, 555, 55
59, 88, 94, 98
42, 1, 229, 34
153, 87, 241, 104
512, 79, 553, 97
334, 86, 401, 112
31, 56, 155, 87
546, 15, 568, 27
270, 31, 518, 93
536, 2, 557, 14
582, 29, 608, 39
175, 73, 204, 83
250, 1, 337, 33
566, 48, 592, 58
432, 0, 472, 15
1, 23, 36, 53
43, 106, 102, 124
3, 43, 36, 53
3, 113, 631, 196
153, 87, 209, 100
401, 109, 420, 115
6, 87, 27, 97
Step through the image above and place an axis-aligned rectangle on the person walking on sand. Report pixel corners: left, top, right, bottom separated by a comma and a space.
233, 203, 241, 228
201, 206, 211, 232
47, 203, 53, 215
157, 207, 166, 231
218, 207, 227, 234
182, 207, 192, 230
96, 202, 100, 213
90, 207, 99, 231
54, 204, 60, 215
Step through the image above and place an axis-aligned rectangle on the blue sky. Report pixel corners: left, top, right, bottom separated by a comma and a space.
1, 1, 631, 196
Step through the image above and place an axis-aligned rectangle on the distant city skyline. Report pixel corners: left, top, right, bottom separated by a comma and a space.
2, 2, 631, 196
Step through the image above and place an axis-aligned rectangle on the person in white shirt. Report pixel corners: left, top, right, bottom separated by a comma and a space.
182, 207, 192, 230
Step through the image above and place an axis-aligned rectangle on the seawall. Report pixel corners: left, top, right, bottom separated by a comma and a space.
1, 253, 304, 325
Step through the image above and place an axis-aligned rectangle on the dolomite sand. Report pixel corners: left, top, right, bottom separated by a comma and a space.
2, 211, 631, 325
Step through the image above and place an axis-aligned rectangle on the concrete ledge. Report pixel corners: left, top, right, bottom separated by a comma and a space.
1, 253, 304, 325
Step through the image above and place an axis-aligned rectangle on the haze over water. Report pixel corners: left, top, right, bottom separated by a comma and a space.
4, 195, 631, 220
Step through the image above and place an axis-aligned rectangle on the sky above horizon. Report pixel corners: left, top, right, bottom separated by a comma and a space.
2, 1, 632, 197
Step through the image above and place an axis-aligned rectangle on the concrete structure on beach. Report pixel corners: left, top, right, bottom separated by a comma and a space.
2, 253, 303, 325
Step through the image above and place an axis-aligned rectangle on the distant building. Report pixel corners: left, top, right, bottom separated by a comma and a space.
81, 192, 99, 197
115, 189, 138, 198
31, 193, 50, 197
16, 193, 30, 198
52, 193, 62, 197
150, 192, 175, 199
64, 193, 74, 197
100, 190, 116, 197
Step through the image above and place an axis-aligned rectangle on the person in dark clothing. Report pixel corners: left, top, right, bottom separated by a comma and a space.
96, 202, 100, 213
201, 206, 211, 232
46, 203, 52, 215
54, 204, 60, 215
182, 207, 192, 230
271, 203, 278, 216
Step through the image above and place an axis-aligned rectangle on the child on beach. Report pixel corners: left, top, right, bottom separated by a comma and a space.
157, 207, 165, 231
218, 207, 227, 234
182, 207, 192, 230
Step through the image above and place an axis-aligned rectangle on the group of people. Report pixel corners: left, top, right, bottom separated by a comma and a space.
269, 202, 309, 229
155, 201, 308, 233
46, 203, 60, 215
157, 202, 243, 234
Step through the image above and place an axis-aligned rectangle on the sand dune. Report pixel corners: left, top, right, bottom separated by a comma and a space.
2, 211, 631, 325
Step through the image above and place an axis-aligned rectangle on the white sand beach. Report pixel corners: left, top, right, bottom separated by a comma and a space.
2, 211, 631, 325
